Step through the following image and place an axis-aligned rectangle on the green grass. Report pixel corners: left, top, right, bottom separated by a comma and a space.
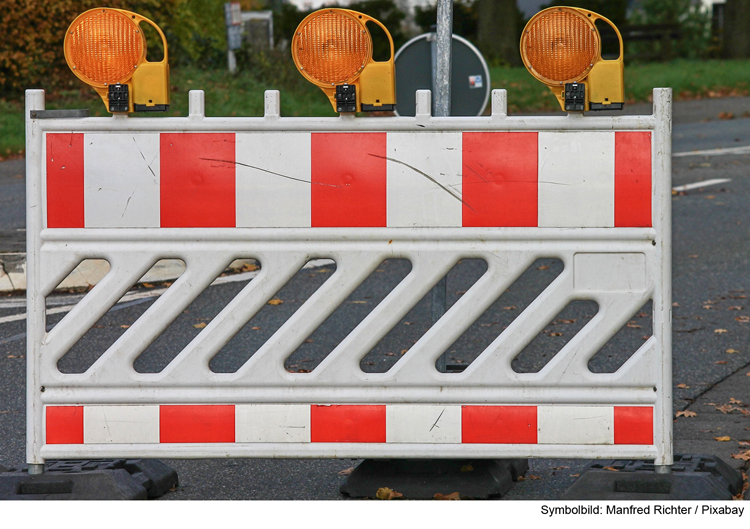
491, 59, 750, 113
3, 59, 750, 157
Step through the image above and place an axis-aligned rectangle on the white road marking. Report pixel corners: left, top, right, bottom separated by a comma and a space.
673, 145, 750, 157
672, 178, 732, 192
0, 259, 335, 325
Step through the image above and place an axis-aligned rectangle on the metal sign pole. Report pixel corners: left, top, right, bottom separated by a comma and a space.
432, 0, 452, 372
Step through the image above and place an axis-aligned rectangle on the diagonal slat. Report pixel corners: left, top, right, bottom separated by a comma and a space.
308, 252, 461, 384
526, 293, 652, 385
381, 253, 535, 384
42, 254, 158, 366
80, 253, 231, 383
232, 252, 385, 383
459, 269, 575, 384
156, 252, 310, 383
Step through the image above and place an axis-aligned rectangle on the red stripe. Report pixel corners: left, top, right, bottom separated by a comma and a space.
160, 133, 236, 227
310, 405, 386, 442
46, 406, 84, 444
615, 132, 652, 227
46, 133, 85, 228
311, 133, 386, 227
614, 406, 653, 445
462, 132, 538, 227
462, 406, 538, 443
160, 405, 235, 443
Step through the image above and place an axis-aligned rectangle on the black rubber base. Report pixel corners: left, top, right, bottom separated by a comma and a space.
340, 459, 529, 499
561, 454, 743, 500
0, 459, 178, 500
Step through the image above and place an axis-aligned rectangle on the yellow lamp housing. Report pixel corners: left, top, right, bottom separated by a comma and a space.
520, 7, 624, 112
292, 8, 396, 113
64, 8, 170, 114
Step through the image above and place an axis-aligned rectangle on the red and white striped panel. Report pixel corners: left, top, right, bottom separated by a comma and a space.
45, 131, 652, 229
45, 404, 653, 445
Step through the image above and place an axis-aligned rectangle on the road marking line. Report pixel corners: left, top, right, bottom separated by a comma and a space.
0, 259, 335, 325
672, 178, 732, 192
673, 145, 750, 157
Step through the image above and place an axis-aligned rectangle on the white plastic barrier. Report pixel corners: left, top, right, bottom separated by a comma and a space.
25, 88, 672, 465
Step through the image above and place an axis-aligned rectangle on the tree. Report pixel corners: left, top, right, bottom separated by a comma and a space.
476, 0, 524, 66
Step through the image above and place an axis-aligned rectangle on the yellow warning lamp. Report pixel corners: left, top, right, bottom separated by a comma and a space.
64, 8, 170, 113
520, 7, 624, 112
292, 9, 396, 113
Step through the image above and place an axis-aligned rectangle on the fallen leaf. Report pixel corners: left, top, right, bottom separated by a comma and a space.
193, 322, 207, 329
549, 332, 563, 337
738, 441, 750, 447
503, 306, 516, 310
727, 349, 739, 354
676, 383, 690, 389
349, 301, 367, 304
267, 299, 283, 305
730, 450, 750, 461
715, 361, 728, 364
689, 254, 699, 258
728, 306, 743, 311
626, 322, 642, 329
376, 487, 403, 500
120, 325, 130, 329
718, 111, 734, 120
527, 474, 542, 480
6, 355, 23, 359
551, 466, 570, 470
570, 473, 580, 478
603, 466, 619, 472
460, 464, 474, 472
142, 283, 154, 288
338, 467, 354, 476
730, 398, 743, 404
434, 492, 461, 500
400, 349, 408, 355
714, 436, 732, 442
676, 410, 697, 418
251, 326, 260, 330
403, 322, 412, 325
714, 328, 728, 334
241, 263, 259, 272
672, 302, 679, 307
385, 352, 395, 356
296, 368, 311, 373
537, 265, 549, 270
736, 316, 750, 323
716, 404, 736, 414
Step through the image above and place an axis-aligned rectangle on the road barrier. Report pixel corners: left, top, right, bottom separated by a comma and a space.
25, 88, 672, 466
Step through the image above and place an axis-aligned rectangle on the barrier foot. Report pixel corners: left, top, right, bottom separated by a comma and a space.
339, 459, 529, 499
561, 454, 743, 500
0, 459, 178, 500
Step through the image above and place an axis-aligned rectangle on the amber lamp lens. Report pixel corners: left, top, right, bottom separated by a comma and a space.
522, 10, 598, 84
66, 9, 143, 86
294, 11, 370, 84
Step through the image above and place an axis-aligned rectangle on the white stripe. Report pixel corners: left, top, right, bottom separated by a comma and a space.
83, 405, 159, 444
386, 132, 462, 227
537, 406, 614, 445
235, 133, 311, 227
386, 405, 461, 443
673, 145, 750, 157
235, 405, 310, 443
672, 178, 731, 192
84, 133, 160, 228
538, 132, 615, 228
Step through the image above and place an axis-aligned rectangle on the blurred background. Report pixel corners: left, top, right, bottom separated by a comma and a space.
1, 0, 750, 157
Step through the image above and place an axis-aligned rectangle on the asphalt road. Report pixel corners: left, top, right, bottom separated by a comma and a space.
1, 101, 749, 500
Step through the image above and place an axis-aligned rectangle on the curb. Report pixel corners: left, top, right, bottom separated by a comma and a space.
0, 254, 256, 293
